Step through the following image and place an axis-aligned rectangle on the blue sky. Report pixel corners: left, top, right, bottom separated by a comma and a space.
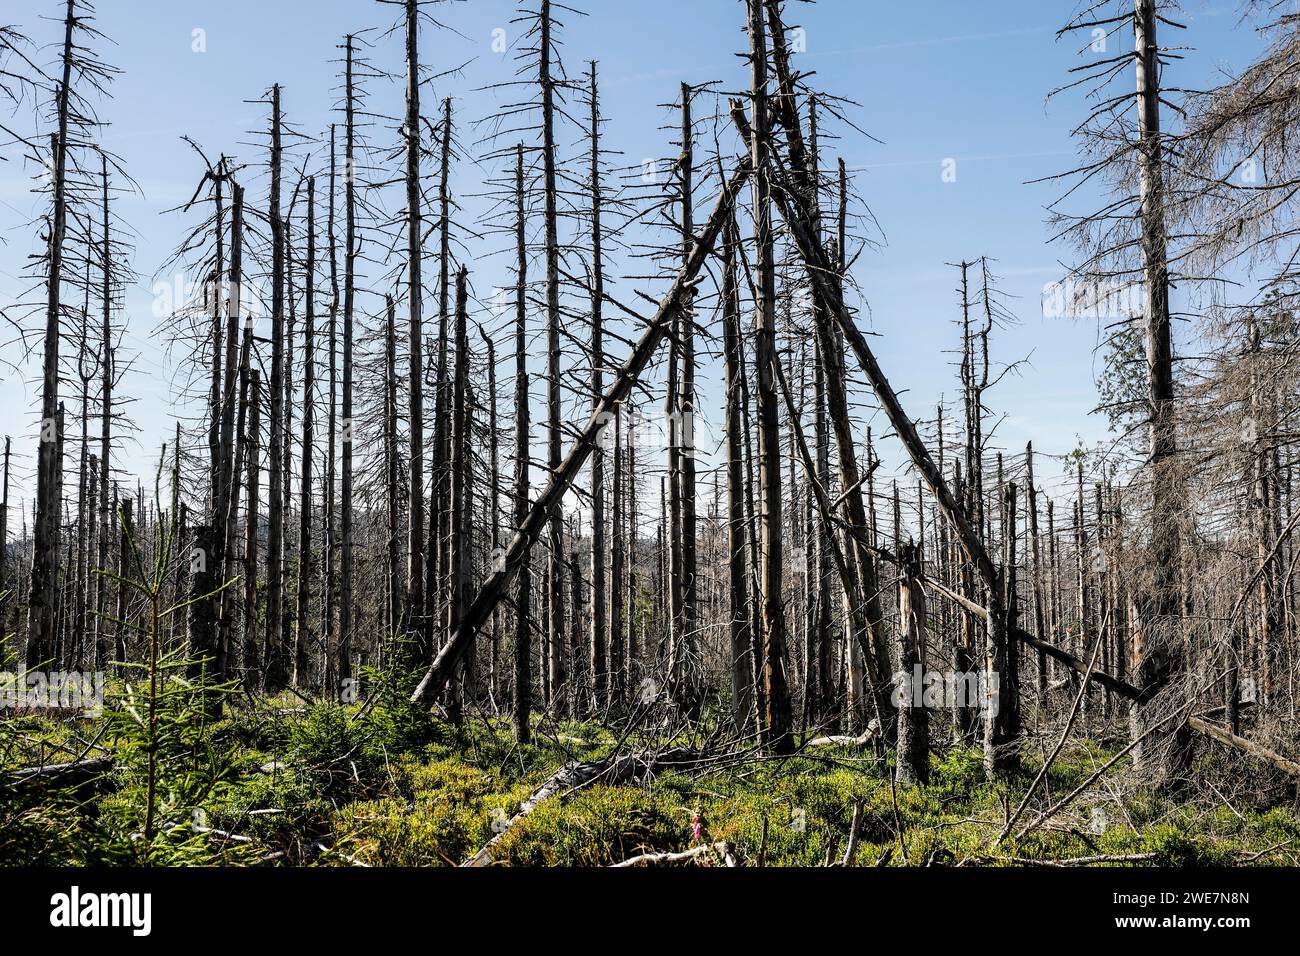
0, 0, 1264, 511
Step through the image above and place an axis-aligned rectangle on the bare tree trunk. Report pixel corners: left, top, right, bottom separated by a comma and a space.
431, 97, 453, 661
896, 541, 929, 785
264, 84, 289, 692
324, 127, 339, 694
486, 335, 501, 703
808, 98, 834, 727
115, 495, 130, 664
294, 176, 316, 689
998, 481, 1021, 762
384, 296, 401, 639
512, 144, 532, 742
608, 400, 624, 708
448, 267, 471, 721
214, 176, 243, 681
722, 212, 753, 733
340, 36, 357, 688
626, 406, 639, 690
540, 0, 567, 716
676, 81, 699, 705
748, 0, 793, 753
27, 1, 76, 669
587, 62, 608, 714
1246, 315, 1276, 710
1026, 442, 1048, 703
1132, 0, 1190, 784
243, 368, 262, 679
403, 0, 427, 659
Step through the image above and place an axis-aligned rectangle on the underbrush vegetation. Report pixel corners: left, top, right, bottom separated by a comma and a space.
4, 688, 1298, 867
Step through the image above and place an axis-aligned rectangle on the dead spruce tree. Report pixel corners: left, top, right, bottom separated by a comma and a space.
1049, 0, 1192, 784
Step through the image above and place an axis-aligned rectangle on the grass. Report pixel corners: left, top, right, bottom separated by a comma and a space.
3, 695, 1298, 867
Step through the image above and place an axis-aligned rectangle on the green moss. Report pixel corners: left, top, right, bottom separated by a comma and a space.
330, 757, 535, 866
489, 783, 687, 866
6, 701, 1299, 867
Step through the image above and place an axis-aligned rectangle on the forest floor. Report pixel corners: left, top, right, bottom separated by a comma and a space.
4, 677, 1299, 867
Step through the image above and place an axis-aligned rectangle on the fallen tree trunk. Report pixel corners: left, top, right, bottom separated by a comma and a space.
463, 750, 662, 866
805, 725, 879, 749
7, 755, 114, 791
1188, 716, 1300, 778
612, 841, 738, 867
411, 157, 751, 707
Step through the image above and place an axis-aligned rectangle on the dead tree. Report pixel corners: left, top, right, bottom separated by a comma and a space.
539, 0, 567, 714
430, 97, 453, 659
293, 175, 316, 689
323, 126, 339, 692
339, 33, 361, 688
410, 158, 751, 706
264, 84, 289, 692
389, 0, 428, 660
1050, 1, 1190, 783
244, 365, 262, 677
722, 211, 753, 732
26, 0, 77, 668
586, 61, 608, 713
384, 296, 401, 637
448, 267, 472, 718
512, 144, 532, 741
895, 540, 928, 785
746, 0, 794, 754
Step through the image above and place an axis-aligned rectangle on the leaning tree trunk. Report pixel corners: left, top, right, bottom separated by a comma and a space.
410, 159, 752, 705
